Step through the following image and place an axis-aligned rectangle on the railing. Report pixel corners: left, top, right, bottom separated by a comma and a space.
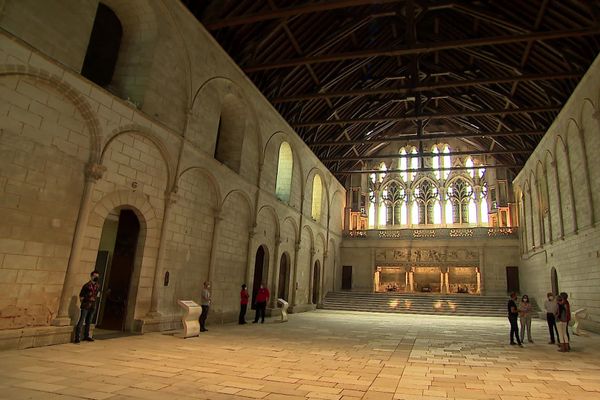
344, 227, 518, 239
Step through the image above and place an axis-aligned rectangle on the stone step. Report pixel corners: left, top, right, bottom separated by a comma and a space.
321, 291, 524, 317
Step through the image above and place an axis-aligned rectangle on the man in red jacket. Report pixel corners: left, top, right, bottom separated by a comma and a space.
253, 283, 269, 324
239, 284, 249, 324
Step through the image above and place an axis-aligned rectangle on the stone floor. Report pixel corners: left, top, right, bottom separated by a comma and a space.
0, 310, 599, 400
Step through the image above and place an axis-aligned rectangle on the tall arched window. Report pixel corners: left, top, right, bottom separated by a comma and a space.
432, 145, 440, 179
466, 156, 475, 178
82, 3, 122, 87
414, 179, 440, 224
311, 175, 323, 221
382, 182, 406, 226
448, 178, 473, 224
442, 144, 451, 180
410, 147, 418, 180
275, 142, 293, 202
399, 148, 408, 182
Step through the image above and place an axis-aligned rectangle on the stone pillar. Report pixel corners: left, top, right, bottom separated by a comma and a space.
270, 236, 282, 308
476, 267, 481, 294
245, 228, 257, 288
474, 185, 482, 226
406, 190, 412, 226
408, 268, 415, 292
440, 189, 447, 226
308, 247, 316, 304
374, 189, 381, 229
319, 251, 328, 304
53, 163, 106, 326
440, 270, 444, 293
444, 267, 450, 293
404, 269, 408, 292
147, 190, 177, 317
207, 209, 223, 283
290, 240, 301, 306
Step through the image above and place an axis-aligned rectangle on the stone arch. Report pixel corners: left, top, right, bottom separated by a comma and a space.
213, 189, 252, 319
554, 135, 576, 235
101, 126, 176, 190
535, 161, 551, 245
305, 167, 330, 224
329, 189, 345, 231
98, 0, 158, 107
221, 189, 254, 218
0, 66, 102, 163
83, 190, 161, 328
263, 132, 304, 208
528, 170, 541, 249
177, 166, 223, 207
257, 204, 281, 241
580, 99, 599, 224
189, 77, 261, 183
515, 185, 528, 253
566, 119, 589, 230
523, 179, 534, 251
544, 149, 562, 241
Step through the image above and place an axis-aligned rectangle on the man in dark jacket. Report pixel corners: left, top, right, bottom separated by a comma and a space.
74, 270, 100, 343
507, 292, 523, 347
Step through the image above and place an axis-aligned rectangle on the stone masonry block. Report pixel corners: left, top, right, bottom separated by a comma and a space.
3, 254, 38, 270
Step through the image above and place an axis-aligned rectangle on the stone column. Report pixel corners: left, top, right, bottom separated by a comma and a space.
374, 189, 381, 229
408, 268, 415, 292
53, 163, 106, 326
406, 190, 412, 226
476, 267, 481, 294
444, 269, 450, 293
308, 247, 316, 304
440, 189, 447, 226
207, 208, 223, 283
319, 251, 328, 304
290, 240, 301, 307
245, 228, 257, 288
404, 269, 408, 292
147, 190, 178, 317
270, 236, 282, 308
474, 185, 482, 226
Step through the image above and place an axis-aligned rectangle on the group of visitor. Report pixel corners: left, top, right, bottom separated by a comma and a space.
507, 291, 571, 352
197, 281, 271, 332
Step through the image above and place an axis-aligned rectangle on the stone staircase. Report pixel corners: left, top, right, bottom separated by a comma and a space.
320, 291, 516, 317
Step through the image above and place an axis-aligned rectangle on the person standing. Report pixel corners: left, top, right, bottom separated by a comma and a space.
507, 292, 522, 347
239, 284, 249, 324
74, 270, 101, 344
559, 292, 571, 349
556, 294, 570, 352
544, 292, 559, 344
253, 283, 270, 324
199, 281, 211, 332
519, 294, 534, 343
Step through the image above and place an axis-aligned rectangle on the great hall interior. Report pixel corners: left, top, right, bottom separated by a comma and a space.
1, 1, 600, 399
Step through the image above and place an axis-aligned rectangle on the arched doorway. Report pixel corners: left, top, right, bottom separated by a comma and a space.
95, 209, 140, 331
278, 253, 289, 303
312, 260, 321, 304
252, 245, 269, 309
551, 267, 559, 294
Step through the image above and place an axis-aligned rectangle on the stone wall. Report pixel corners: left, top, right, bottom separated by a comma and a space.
0, 0, 344, 346
514, 54, 600, 333
340, 235, 520, 295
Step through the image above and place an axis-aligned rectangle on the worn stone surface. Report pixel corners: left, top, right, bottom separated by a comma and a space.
1, 310, 599, 400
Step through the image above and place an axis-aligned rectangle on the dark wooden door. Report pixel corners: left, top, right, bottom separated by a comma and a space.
342, 265, 352, 290
506, 266, 519, 294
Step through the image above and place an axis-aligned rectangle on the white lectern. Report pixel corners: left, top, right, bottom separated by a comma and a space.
177, 299, 201, 338
277, 298, 289, 322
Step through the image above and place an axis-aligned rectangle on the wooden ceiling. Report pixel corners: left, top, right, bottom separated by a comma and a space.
183, 0, 600, 183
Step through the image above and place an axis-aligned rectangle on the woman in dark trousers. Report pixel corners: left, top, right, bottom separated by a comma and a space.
239, 284, 249, 324
507, 292, 522, 347
253, 283, 270, 324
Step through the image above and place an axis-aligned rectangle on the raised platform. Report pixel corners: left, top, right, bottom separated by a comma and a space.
321, 291, 513, 317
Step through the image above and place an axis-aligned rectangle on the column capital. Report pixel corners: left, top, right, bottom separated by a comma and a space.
85, 162, 106, 182
310, 247, 316, 256
213, 207, 223, 221
275, 236, 282, 246
294, 240, 301, 252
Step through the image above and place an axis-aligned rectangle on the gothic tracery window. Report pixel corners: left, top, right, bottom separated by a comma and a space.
382, 181, 406, 226
414, 179, 440, 225
448, 178, 473, 224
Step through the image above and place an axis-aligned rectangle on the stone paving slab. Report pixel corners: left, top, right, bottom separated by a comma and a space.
0, 310, 599, 400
